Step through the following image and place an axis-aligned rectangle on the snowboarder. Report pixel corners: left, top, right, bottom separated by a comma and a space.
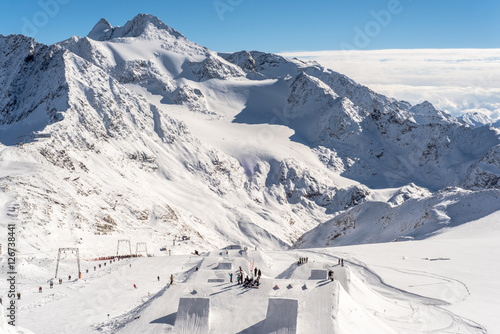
243, 276, 253, 287
170, 274, 174, 285
157, 276, 160, 281
133, 284, 137, 289
328, 270, 334, 281
254, 276, 261, 287
229, 273, 233, 283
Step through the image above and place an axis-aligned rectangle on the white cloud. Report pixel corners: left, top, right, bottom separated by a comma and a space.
280, 49, 500, 120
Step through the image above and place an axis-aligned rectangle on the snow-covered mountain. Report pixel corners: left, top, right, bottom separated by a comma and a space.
1, 14, 500, 256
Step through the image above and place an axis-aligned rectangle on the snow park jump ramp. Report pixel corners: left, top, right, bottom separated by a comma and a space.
174, 297, 210, 333
262, 298, 298, 334
213, 262, 232, 270
309, 269, 327, 280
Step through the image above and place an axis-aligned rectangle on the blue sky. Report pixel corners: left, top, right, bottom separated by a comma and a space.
0, 0, 498, 52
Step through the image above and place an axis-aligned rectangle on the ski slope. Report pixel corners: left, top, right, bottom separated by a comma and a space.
2, 211, 499, 333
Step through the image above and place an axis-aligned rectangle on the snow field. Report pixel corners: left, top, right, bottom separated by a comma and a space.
3, 214, 497, 334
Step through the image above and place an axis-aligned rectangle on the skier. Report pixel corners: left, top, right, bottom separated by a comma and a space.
170, 274, 174, 285
229, 273, 233, 283
39, 286, 42, 293
134, 284, 137, 289
157, 276, 160, 281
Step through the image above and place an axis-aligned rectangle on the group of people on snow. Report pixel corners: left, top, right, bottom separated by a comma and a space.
298, 257, 308, 265
233, 265, 262, 288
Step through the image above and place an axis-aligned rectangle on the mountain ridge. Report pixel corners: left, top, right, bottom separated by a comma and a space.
0, 14, 499, 254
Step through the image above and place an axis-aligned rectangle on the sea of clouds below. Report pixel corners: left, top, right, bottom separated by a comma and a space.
280, 49, 500, 122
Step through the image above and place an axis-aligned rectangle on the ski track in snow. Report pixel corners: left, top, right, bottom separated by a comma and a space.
300, 249, 487, 333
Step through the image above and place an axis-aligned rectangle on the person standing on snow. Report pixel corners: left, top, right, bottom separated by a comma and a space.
157, 276, 160, 281
258, 269, 261, 277
328, 270, 334, 281
170, 274, 174, 285
229, 273, 233, 283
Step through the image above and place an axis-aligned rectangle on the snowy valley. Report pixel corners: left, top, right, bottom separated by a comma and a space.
0, 14, 499, 333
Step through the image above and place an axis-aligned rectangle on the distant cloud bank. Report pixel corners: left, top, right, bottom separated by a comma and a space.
280, 49, 500, 121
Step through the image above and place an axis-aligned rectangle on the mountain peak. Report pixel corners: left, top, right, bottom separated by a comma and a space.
410, 100, 456, 125
87, 18, 113, 40
87, 14, 184, 41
